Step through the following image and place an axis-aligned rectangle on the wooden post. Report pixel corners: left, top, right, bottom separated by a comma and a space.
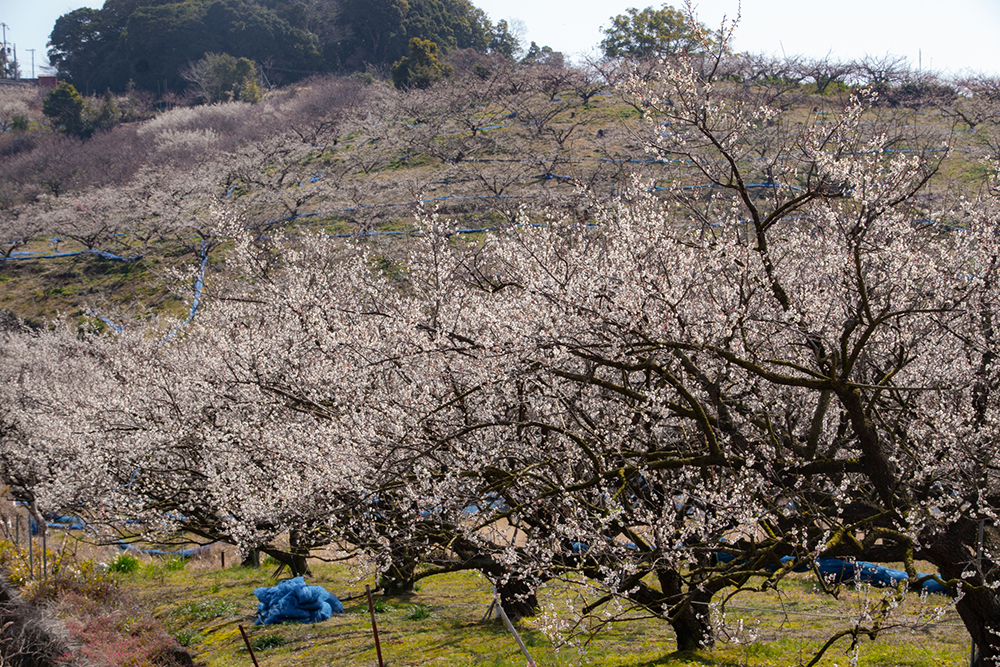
493, 584, 536, 667
238, 624, 261, 667
365, 585, 385, 667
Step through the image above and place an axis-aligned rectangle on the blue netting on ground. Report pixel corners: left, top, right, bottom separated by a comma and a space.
714, 553, 948, 594
254, 576, 344, 625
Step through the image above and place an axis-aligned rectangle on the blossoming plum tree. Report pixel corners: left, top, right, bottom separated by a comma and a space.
1, 24, 999, 664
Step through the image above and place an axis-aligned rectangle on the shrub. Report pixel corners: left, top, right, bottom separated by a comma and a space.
182, 53, 263, 105
42, 82, 91, 137
69, 612, 195, 667
172, 628, 203, 647
173, 598, 240, 621
107, 553, 141, 575
0, 541, 35, 587
404, 603, 432, 620
392, 39, 453, 90
248, 633, 286, 651
0, 576, 69, 667
0, 86, 36, 133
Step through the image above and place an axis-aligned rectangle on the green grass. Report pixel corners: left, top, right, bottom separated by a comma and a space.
107, 553, 142, 574
404, 602, 433, 620
110, 556, 969, 667
248, 632, 287, 651
173, 597, 244, 621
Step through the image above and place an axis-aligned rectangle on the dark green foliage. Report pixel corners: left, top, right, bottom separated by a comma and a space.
48, 0, 489, 94
93, 90, 122, 131
370, 596, 393, 613
182, 53, 262, 104
404, 603, 432, 620
600, 3, 707, 59
42, 81, 91, 137
392, 38, 453, 89
486, 19, 519, 60
881, 80, 958, 109
107, 553, 142, 574
48, 0, 321, 94
46, 8, 109, 93
520, 41, 563, 68
335, 0, 488, 71
248, 633, 286, 651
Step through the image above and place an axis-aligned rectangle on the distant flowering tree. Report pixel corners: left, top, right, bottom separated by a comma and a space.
181, 53, 263, 104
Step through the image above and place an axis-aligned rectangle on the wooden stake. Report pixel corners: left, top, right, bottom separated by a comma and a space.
365, 585, 385, 667
493, 585, 536, 667
238, 624, 261, 667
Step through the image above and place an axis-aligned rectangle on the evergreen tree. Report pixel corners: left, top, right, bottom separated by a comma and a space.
601, 4, 708, 59
391, 38, 453, 89
42, 81, 91, 137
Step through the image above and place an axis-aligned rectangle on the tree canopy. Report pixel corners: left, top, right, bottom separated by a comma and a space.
391, 38, 453, 89
48, 0, 490, 94
331, 0, 488, 71
601, 3, 708, 59
181, 52, 262, 103
41, 81, 90, 136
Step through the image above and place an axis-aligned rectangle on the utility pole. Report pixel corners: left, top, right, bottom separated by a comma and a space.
0, 23, 8, 79
26, 48, 34, 79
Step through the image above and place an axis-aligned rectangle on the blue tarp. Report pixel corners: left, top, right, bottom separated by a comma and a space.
810, 557, 948, 594
254, 576, 344, 625
116, 541, 212, 559
715, 553, 948, 594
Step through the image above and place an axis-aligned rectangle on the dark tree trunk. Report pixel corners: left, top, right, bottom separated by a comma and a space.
476, 559, 539, 619
241, 548, 260, 568
495, 573, 539, 619
286, 552, 311, 577
286, 530, 312, 577
924, 524, 1000, 667
661, 569, 714, 651
379, 544, 418, 595
444, 533, 542, 619
957, 586, 1000, 667
671, 595, 715, 652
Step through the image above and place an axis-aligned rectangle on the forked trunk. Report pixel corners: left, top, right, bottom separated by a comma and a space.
660, 569, 714, 651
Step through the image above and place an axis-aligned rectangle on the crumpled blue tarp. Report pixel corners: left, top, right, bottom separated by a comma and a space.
714, 553, 948, 594
254, 577, 344, 625
811, 557, 948, 594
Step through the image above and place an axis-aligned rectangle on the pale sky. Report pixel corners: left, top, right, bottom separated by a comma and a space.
2, 0, 998, 77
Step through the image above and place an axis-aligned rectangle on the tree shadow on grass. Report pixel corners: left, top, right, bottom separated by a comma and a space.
635, 650, 744, 666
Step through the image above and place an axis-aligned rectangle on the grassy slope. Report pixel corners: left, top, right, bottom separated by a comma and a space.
121, 552, 968, 667
2, 82, 981, 327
